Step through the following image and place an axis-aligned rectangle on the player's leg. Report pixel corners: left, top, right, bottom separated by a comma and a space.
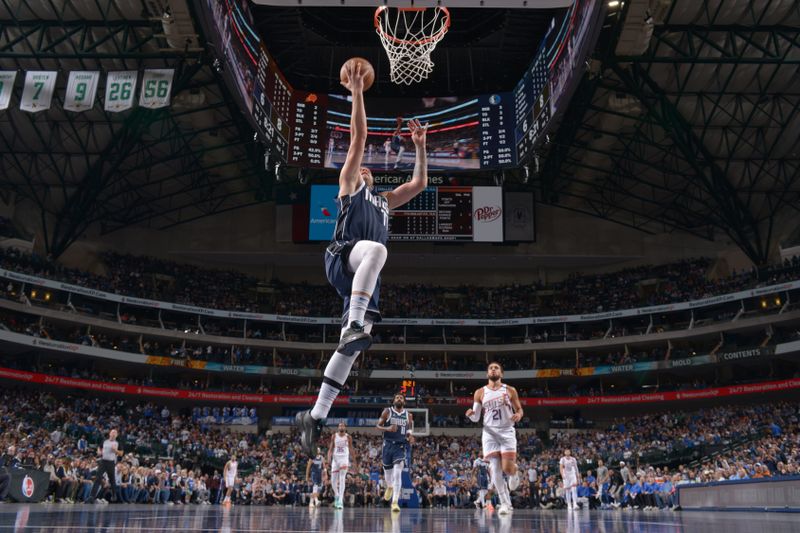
339, 463, 350, 504
338, 240, 387, 354
382, 444, 395, 502
500, 429, 520, 491
330, 468, 338, 501
337, 466, 347, 507
488, 456, 512, 512
307, 320, 373, 422
391, 458, 403, 511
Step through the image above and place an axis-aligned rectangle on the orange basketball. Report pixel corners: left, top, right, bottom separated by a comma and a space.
340, 57, 375, 92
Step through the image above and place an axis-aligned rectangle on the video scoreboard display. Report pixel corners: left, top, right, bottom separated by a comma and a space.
204, 0, 604, 170
309, 184, 503, 242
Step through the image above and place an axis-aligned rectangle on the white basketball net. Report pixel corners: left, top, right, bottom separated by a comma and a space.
375, 7, 450, 86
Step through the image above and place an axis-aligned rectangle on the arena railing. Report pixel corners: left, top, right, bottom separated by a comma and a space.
1, 268, 798, 352
1, 267, 797, 329
0, 320, 798, 382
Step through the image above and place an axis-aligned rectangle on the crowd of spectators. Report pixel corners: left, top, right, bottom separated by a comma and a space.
1, 248, 798, 320
0, 390, 797, 511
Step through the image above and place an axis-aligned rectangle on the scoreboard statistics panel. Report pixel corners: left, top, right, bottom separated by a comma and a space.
308, 185, 503, 242
515, 0, 603, 163
253, 44, 291, 161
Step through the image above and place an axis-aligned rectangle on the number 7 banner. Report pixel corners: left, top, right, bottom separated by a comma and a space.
63, 71, 99, 112
104, 71, 138, 112
19, 71, 57, 113
139, 69, 174, 109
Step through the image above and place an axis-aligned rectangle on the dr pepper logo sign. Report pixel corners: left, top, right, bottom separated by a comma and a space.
474, 205, 502, 223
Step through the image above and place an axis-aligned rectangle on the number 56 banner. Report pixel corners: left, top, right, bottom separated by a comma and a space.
139, 69, 174, 109
104, 71, 138, 112
63, 71, 99, 112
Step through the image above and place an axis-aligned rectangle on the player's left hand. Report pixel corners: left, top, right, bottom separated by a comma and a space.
511, 412, 523, 423
408, 118, 428, 147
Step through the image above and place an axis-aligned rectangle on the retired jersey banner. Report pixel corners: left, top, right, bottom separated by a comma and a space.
19, 71, 57, 112
139, 69, 174, 109
104, 71, 137, 112
63, 71, 99, 112
0, 71, 16, 110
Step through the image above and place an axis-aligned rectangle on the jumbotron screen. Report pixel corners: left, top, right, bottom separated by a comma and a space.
309, 184, 503, 242
323, 94, 515, 172
201, 0, 604, 169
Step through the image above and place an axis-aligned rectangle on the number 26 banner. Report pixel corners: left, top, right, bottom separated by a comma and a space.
63, 71, 100, 112
139, 69, 174, 109
104, 71, 138, 112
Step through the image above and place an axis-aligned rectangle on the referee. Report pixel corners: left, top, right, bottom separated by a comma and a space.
88, 429, 122, 504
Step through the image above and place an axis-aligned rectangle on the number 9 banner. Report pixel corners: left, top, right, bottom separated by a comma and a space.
104, 71, 138, 112
139, 69, 174, 109
64, 71, 100, 113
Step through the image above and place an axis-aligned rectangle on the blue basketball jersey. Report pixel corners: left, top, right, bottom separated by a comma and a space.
473, 458, 490, 486
310, 456, 323, 482
331, 182, 389, 245
383, 408, 409, 444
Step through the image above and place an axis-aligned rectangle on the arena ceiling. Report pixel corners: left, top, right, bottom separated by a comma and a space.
0, 0, 798, 265
0, 0, 269, 257
540, 0, 800, 265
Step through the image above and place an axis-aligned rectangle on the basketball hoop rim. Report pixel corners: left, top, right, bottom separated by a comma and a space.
374, 6, 451, 47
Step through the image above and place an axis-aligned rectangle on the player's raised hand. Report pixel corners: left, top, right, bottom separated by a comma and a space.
465, 408, 475, 418
408, 118, 428, 147
341, 61, 366, 93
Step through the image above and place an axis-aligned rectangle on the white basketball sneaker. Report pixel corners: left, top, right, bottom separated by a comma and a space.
497, 504, 513, 515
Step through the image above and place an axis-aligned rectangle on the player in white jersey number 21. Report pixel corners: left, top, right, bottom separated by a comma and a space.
466, 361, 524, 515
327, 422, 355, 509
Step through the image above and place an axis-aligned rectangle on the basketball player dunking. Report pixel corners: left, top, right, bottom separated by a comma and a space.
377, 393, 414, 513
296, 60, 429, 455
328, 422, 355, 509
466, 362, 523, 515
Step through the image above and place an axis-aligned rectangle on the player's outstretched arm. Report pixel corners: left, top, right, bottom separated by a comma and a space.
508, 386, 524, 423
339, 62, 369, 197
465, 388, 483, 422
383, 119, 428, 209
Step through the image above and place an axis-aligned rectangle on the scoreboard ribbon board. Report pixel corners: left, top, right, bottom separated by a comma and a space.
309, 184, 503, 242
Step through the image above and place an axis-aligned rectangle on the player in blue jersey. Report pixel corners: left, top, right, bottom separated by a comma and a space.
305, 449, 326, 507
377, 393, 414, 513
296, 60, 429, 455
472, 454, 491, 509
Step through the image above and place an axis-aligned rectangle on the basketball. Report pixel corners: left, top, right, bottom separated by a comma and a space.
340, 57, 375, 92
